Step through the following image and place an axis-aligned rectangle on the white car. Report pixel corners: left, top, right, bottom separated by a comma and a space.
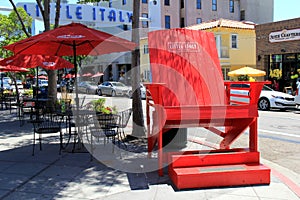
259, 85, 295, 110
295, 79, 300, 109
295, 95, 300, 109
98, 81, 130, 97
230, 84, 295, 111
128, 83, 146, 99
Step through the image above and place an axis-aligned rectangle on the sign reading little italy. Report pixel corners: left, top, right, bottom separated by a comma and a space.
17, 2, 133, 27
269, 28, 300, 43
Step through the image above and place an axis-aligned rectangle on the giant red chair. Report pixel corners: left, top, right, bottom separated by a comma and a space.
145, 28, 270, 189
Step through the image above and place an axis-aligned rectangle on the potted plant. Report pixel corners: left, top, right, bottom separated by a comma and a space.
87, 98, 117, 114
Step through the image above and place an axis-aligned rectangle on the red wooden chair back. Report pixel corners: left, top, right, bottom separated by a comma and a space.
148, 29, 226, 106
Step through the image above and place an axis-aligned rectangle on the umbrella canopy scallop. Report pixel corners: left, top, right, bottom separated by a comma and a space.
0, 65, 29, 72
0, 54, 73, 70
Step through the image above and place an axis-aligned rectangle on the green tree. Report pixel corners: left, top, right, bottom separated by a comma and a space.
0, 7, 32, 58
5, 0, 62, 106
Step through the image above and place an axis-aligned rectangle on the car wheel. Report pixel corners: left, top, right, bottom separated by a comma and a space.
258, 97, 270, 111
97, 89, 102, 96
128, 90, 132, 98
111, 90, 116, 97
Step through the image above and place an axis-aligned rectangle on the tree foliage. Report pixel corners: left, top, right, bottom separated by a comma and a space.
0, 7, 32, 58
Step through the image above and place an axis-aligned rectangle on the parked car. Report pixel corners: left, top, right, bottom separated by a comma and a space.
16, 79, 24, 89
3, 77, 12, 84
128, 83, 146, 99
38, 79, 48, 87
57, 80, 74, 93
0, 80, 13, 93
295, 79, 300, 109
78, 81, 98, 94
97, 81, 130, 97
295, 95, 300, 109
230, 83, 296, 111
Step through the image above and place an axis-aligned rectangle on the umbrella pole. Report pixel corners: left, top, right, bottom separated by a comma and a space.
73, 42, 79, 111
1, 74, 3, 109
36, 67, 39, 99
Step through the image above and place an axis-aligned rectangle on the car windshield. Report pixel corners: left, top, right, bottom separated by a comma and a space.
112, 82, 125, 87
262, 85, 273, 91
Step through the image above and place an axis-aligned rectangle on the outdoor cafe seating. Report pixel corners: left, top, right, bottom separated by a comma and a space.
30, 107, 63, 156
89, 108, 131, 157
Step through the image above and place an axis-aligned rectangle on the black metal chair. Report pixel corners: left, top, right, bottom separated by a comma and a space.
19, 100, 35, 126
30, 111, 63, 156
90, 113, 121, 153
117, 108, 132, 142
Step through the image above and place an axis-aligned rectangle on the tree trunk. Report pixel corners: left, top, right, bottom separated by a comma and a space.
131, 0, 145, 137
43, 0, 59, 106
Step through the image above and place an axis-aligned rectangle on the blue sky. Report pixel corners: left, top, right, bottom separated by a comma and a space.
0, 0, 299, 22
273, 0, 300, 21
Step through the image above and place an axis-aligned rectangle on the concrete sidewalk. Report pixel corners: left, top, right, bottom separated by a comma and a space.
0, 109, 299, 200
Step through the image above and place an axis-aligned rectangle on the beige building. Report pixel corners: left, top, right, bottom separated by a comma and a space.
186, 19, 256, 80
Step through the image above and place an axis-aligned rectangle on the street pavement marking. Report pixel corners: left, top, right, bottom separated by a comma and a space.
259, 129, 300, 138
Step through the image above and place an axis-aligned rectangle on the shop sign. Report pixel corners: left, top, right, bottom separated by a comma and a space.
16, 3, 133, 26
269, 28, 300, 43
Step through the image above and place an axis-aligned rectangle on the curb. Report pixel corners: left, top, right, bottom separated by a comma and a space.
262, 158, 300, 198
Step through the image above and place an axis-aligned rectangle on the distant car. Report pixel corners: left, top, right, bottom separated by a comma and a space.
0, 80, 13, 93
295, 79, 300, 109
230, 83, 296, 111
3, 77, 12, 84
38, 79, 48, 87
78, 81, 98, 94
57, 80, 74, 93
16, 80, 22, 85
97, 81, 130, 97
128, 83, 146, 99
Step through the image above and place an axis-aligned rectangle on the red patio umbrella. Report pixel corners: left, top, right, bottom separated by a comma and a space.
0, 65, 29, 73
91, 72, 104, 78
62, 74, 80, 79
0, 54, 73, 70
4, 23, 136, 57
4, 22, 137, 109
82, 72, 93, 77
37, 75, 48, 80
63, 74, 73, 79
26, 74, 34, 78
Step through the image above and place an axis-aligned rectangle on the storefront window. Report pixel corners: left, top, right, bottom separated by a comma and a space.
283, 54, 296, 61
271, 54, 282, 62
269, 63, 282, 79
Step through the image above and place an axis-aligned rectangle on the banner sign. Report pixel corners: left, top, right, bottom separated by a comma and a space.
17, 3, 133, 26
269, 28, 300, 43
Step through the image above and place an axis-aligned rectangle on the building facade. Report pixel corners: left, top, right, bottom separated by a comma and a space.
141, 0, 273, 31
14, 0, 274, 83
186, 19, 256, 80
256, 18, 300, 92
